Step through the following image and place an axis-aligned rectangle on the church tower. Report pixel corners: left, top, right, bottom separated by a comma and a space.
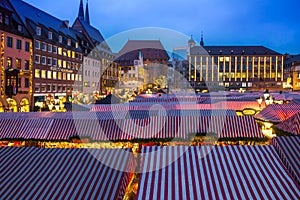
200, 32, 204, 46
78, 0, 84, 20
85, 0, 90, 24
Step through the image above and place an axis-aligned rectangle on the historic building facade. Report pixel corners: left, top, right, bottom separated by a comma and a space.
284, 54, 300, 91
73, 0, 116, 99
187, 36, 285, 92
115, 40, 170, 92
0, 0, 32, 112
10, 0, 84, 111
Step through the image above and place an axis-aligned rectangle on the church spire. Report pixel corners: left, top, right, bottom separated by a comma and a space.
78, 0, 84, 20
200, 31, 204, 46
85, 0, 90, 24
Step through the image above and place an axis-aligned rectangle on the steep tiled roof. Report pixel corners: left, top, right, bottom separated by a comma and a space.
10, 0, 79, 43
78, 19, 104, 43
116, 40, 170, 66
191, 45, 281, 56
10, 0, 66, 32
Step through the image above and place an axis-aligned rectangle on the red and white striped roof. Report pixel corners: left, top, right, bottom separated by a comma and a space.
255, 103, 300, 123
271, 136, 300, 185
276, 113, 300, 135
0, 115, 262, 141
0, 147, 135, 200
137, 146, 300, 200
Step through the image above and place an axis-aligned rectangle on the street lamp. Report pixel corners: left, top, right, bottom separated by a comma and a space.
256, 97, 263, 108
264, 89, 270, 100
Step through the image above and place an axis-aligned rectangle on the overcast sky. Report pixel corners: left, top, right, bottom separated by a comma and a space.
24, 0, 299, 54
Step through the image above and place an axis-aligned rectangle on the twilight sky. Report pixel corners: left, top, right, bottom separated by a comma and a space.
24, 0, 299, 54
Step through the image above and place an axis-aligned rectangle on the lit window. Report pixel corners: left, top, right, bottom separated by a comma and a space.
75, 42, 78, 48
41, 86, 46, 92
7, 37, 13, 48
67, 73, 71, 80
58, 47, 62, 55
63, 49, 67, 56
72, 51, 75, 58
7, 57, 12, 67
41, 56, 46, 65
67, 39, 71, 46
16, 39, 22, 50
24, 60, 29, 70
41, 70, 46, 78
35, 41, 40, 49
53, 72, 57, 79
47, 44, 52, 52
35, 55, 40, 64
63, 61, 66, 68
47, 71, 52, 79
71, 74, 75, 81
36, 26, 41, 36
58, 35, 62, 43
67, 50, 71, 57
58, 72, 62, 80
58, 59, 62, 67
35, 69, 40, 78
63, 73, 66, 80
16, 58, 21, 69
48, 31, 52, 40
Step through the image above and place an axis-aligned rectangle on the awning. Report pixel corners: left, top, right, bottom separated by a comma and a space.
0, 147, 135, 200
275, 113, 300, 135
137, 146, 300, 200
0, 114, 262, 141
271, 136, 300, 185
255, 103, 300, 123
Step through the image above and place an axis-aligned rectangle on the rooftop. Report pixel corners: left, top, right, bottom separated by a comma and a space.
191, 45, 281, 56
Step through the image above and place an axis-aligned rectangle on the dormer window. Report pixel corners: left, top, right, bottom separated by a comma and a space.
75, 42, 78, 48
5, 15, 9, 25
36, 26, 41, 36
48, 31, 52, 40
67, 38, 71, 46
58, 35, 62, 43
18, 25, 22, 32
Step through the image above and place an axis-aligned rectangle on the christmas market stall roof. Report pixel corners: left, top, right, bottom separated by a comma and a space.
0, 111, 262, 141
254, 103, 300, 123
275, 112, 300, 135
271, 136, 300, 185
137, 146, 300, 200
0, 147, 135, 200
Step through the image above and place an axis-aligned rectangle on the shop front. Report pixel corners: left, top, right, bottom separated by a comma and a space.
34, 93, 67, 112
